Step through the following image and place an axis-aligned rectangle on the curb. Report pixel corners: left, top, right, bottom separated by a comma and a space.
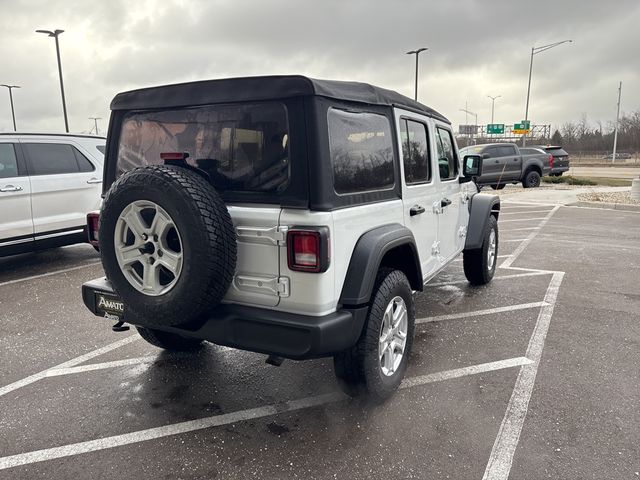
567, 201, 640, 212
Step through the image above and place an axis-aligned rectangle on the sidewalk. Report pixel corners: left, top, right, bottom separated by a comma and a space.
494, 184, 631, 205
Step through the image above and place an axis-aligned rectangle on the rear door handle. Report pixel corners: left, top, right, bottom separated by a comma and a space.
410, 205, 425, 216
86, 178, 102, 184
440, 198, 452, 208
0, 185, 23, 192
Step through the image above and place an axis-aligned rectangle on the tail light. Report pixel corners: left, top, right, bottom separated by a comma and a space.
287, 227, 330, 273
548, 154, 554, 169
87, 212, 100, 248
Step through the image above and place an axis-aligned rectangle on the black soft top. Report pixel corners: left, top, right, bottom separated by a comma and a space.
110, 75, 450, 124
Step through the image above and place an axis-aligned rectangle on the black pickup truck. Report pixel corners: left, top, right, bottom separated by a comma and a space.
460, 143, 553, 189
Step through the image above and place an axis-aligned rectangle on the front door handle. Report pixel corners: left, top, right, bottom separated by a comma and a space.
441, 198, 452, 208
86, 178, 102, 184
0, 185, 23, 192
410, 205, 425, 216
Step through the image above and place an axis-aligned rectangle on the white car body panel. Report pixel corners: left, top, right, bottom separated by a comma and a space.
0, 175, 33, 241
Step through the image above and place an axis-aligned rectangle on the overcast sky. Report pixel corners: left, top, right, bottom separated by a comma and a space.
1, 0, 638, 135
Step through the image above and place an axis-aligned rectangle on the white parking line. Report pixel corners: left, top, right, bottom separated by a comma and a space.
501, 238, 529, 243
501, 227, 539, 232
482, 271, 565, 480
416, 302, 547, 324
0, 262, 101, 288
500, 206, 560, 269
498, 217, 547, 223
500, 210, 553, 216
0, 335, 139, 398
46, 356, 157, 377
0, 357, 531, 471
427, 271, 550, 287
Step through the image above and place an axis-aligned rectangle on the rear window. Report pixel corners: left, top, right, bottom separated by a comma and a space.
23, 143, 82, 175
328, 108, 395, 194
116, 102, 290, 193
546, 147, 568, 157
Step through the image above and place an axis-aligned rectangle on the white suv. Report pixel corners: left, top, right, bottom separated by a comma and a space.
81, 76, 499, 400
0, 133, 105, 256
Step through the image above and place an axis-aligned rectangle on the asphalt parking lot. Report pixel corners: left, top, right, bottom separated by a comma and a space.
1, 202, 639, 480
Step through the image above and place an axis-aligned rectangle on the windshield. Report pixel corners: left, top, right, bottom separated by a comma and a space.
117, 102, 290, 193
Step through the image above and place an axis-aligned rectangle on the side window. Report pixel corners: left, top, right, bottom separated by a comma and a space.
435, 127, 458, 181
483, 147, 498, 159
73, 147, 96, 172
498, 145, 517, 157
328, 108, 395, 194
0, 144, 20, 179
23, 143, 80, 175
400, 119, 430, 184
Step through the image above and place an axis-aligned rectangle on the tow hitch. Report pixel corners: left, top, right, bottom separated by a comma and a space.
112, 321, 130, 332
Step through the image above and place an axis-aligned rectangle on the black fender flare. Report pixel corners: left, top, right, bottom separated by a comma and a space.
464, 193, 500, 251
339, 223, 423, 307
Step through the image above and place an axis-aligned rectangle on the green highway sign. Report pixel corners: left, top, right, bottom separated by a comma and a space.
514, 120, 531, 130
487, 124, 505, 134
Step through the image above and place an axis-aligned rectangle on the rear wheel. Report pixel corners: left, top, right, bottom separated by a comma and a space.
333, 269, 415, 402
136, 326, 203, 351
490, 184, 506, 190
523, 170, 541, 188
463, 215, 498, 286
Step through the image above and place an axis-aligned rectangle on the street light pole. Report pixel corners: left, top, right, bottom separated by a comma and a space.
0, 84, 20, 131
612, 81, 622, 164
36, 29, 69, 133
522, 39, 572, 146
406, 47, 428, 101
487, 95, 501, 124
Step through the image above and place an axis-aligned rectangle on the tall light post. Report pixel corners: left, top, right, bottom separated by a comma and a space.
0, 84, 20, 131
487, 95, 501, 124
36, 29, 69, 133
406, 47, 428, 101
522, 39, 572, 146
612, 81, 622, 164
460, 108, 478, 144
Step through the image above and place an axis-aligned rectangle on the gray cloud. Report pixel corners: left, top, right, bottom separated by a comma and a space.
0, 0, 638, 135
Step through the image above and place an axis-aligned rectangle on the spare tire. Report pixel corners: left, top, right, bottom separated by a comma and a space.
99, 165, 237, 327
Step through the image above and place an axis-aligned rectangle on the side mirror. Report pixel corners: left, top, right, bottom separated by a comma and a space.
462, 154, 483, 179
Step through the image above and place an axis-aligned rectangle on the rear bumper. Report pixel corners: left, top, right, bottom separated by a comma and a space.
82, 277, 367, 360
550, 166, 570, 174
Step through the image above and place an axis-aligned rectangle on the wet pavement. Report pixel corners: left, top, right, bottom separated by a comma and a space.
0, 202, 639, 479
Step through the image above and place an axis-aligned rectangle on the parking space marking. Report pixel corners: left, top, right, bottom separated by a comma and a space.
416, 302, 547, 324
500, 227, 539, 232
0, 262, 101, 288
498, 217, 547, 223
46, 356, 157, 377
400, 357, 532, 389
500, 206, 560, 269
427, 271, 550, 287
0, 335, 138, 398
482, 272, 565, 480
501, 238, 529, 243
0, 357, 531, 471
500, 210, 553, 216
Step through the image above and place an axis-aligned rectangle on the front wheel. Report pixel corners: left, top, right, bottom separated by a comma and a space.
463, 215, 498, 285
333, 269, 415, 402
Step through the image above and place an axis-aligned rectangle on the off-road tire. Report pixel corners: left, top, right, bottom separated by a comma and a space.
463, 215, 498, 285
523, 170, 541, 188
333, 268, 415, 402
100, 165, 237, 327
136, 326, 203, 351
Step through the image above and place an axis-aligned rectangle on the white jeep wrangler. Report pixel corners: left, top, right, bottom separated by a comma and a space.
82, 75, 499, 401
